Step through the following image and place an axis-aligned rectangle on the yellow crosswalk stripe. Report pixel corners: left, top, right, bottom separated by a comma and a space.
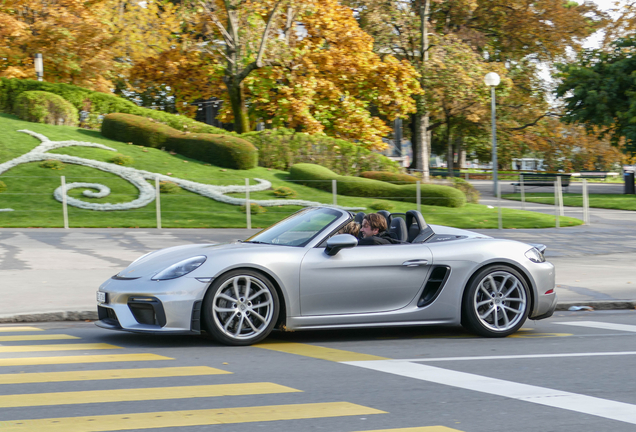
0, 366, 231, 384
0, 334, 79, 342
0, 382, 301, 408
255, 340, 389, 362
355, 428, 463, 432
0, 354, 171, 367
0, 402, 384, 431
0, 327, 43, 332
0, 343, 121, 353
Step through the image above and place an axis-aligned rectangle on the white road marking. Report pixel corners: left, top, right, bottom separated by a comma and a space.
556, 321, 636, 333
380, 351, 636, 363
343, 360, 636, 425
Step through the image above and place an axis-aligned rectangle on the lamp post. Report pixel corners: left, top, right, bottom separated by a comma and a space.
34, 53, 43, 81
484, 72, 500, 195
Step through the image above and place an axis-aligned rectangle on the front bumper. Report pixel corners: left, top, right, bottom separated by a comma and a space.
95, 275, 209, 334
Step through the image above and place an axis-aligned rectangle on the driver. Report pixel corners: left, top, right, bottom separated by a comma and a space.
358, 213, 398, 245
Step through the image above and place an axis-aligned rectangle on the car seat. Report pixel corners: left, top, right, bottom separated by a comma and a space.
377, 210, 392, 227
354, 212, 365, 225
388, 217, 408, 243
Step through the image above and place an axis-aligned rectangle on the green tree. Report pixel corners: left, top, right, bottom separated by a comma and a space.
556, 37, 636, 155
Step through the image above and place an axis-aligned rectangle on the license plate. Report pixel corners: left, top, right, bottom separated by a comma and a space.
96, 291, 107, 303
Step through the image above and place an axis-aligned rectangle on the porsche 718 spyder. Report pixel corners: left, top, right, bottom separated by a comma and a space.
96, 207, 557, 345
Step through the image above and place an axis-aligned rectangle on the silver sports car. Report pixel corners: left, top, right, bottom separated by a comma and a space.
96, 207, 557, 345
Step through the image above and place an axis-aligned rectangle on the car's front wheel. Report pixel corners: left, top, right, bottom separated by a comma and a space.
203, 270, 279, 346
462, 265, 530, 337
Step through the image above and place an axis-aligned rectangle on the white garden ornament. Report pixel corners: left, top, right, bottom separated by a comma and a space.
0, 130, 361, 212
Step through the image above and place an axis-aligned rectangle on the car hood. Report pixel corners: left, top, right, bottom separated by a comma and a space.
115, 242, 275, 278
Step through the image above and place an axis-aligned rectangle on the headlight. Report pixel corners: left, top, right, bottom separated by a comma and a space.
152, 256, 207, 280
525, 248, 545, 263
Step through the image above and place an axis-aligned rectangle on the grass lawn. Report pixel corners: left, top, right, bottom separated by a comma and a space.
0, 113, 582, 229
502, 193, 636, 211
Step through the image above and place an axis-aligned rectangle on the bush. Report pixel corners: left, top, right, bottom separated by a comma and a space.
240, 203, 267, 214
109, 154, 134, 166
159, 181, 181, 194
272, 186, 297, 198
451, 177, 480, 204
39, 160, 64, 170
0, 181, 6, 193
241, 128, 401, 175
101, 113, 257, 170
369, 200, 395, 211
13, 91, 78, 126
0, 78, 231, 133
361, 171, 418, 183
289, 163, 466, 208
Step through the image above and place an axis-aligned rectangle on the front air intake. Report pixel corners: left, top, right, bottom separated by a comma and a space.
418, 266, 450, 307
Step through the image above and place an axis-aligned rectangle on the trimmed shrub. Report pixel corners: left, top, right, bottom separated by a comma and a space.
272, 186, 297, 198
452, 177, 480, 204
0, 78, 231, 134
0, 181, 6, 193
109, 154, 134, 166
13, 91, 78, 126
240, 203, 267, 214
241, 128, 400, 175
39, 160, 64, 170
361, 171, 418, 183
369, 200, 395, 211
101, 113, 257, 170
159, 181, 181, 194
289, 163, 466, 208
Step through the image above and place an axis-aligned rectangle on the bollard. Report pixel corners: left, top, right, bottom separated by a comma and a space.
416, 181, 421, 213
554, 181, 560, 228
332, 179, 337, 206
61, 176, 69, 229
583, 179, 590, 225
556, 176, 564, 216
245, 178, 251, 230
520, 174, 525, 210
155, 177, 162, 229
497, 182, 502, 230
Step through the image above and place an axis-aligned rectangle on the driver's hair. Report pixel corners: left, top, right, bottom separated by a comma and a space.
363, 213, 387, 233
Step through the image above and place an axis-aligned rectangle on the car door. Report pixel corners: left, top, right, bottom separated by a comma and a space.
299, 243, 433, 316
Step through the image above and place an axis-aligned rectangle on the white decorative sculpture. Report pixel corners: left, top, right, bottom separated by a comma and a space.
0, 130, 361, 212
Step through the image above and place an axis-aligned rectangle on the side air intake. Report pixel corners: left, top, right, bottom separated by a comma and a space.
418, 266, 450, 307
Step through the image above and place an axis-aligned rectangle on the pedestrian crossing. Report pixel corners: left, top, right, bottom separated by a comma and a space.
0, 324, 460, 432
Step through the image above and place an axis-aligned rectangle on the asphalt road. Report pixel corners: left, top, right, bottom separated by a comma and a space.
0, 311, 635, 432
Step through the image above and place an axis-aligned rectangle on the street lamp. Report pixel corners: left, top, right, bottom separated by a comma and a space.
34, 53, 43, 82
484, 72, 500, 195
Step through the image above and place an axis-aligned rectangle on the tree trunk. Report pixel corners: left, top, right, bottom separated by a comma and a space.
446, 119, 454, 177
225, 78, 250, 134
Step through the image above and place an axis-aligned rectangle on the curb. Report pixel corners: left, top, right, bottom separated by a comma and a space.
0, 311, 98, 323
0, 301, 634, 324
555, 301, 636, 311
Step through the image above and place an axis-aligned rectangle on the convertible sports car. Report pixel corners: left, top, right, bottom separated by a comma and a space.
96, 207, 557, 345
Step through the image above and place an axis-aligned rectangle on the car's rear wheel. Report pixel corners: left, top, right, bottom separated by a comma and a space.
462, 265, 530, 337
203, 270, 279, 346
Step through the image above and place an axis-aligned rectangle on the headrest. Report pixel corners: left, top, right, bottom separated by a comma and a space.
354, 212, 365, 225
377, 210, 392, 227
389, 217, 408, 243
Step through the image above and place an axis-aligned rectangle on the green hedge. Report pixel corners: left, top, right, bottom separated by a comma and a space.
101, 113, 258, 170
289, 163, 466, 207
13, 91, 78, 126
241, 129, 400, 176
361, 171, 418, 183
0, 78, 230, 134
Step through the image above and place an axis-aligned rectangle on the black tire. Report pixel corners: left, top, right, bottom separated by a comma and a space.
203, 269, 279, 346
462, 265, 530, 337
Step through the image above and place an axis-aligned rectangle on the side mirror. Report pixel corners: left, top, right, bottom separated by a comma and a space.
325, 234, 358, 256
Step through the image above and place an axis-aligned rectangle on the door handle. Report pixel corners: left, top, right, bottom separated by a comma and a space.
402, 259, 428, 267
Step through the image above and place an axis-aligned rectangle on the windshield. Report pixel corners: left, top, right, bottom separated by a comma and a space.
245, 207, 344, 247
